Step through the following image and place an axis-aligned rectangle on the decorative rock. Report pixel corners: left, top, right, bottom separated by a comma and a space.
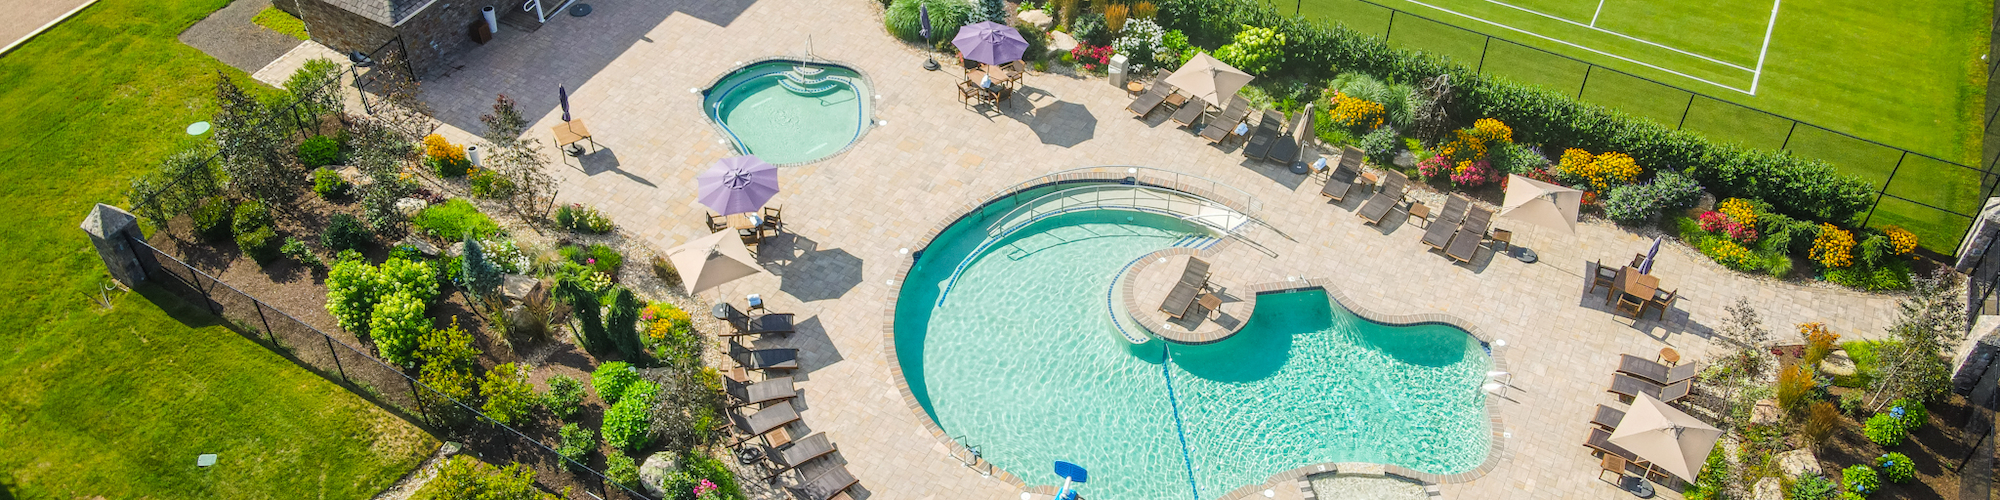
399, 236, 441, 256
1751, 398, 1782, 425
501, 274, 546, 306
1049, 31, 1078, 55
395, 197, 429, 217
335, 165, 374, 189
637, 452, 681, 497
1775, 448, 1822, 479
1754, 477, 1782, 500
1394, 150, 1416, 168
1820, 349, 1857, 377
1691, 191, 1717, 217
1017, 9, 1053, 30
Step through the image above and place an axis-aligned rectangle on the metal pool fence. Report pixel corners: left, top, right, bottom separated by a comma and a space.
1275, 0, 1997, 254
128, 236, 652, 500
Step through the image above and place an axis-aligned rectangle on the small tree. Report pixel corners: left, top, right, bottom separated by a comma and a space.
1868, 269, 1965, 409
605, 287, 646, 363
976, 0, 1008, 23
213, 72, 302, 206
127, 141, 223, 229
461, 235, 504, 298
480, 95, 558, 226
480, 362, 537, 425
556, 278, 612, 355
416, 317, 479, 427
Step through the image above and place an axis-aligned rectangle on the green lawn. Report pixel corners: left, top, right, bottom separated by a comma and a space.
1296, 0, 1991, 251
0, 0, 435, 497
253, 5, 309, 41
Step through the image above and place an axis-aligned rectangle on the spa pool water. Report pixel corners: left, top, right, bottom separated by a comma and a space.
702, 60, 871, 165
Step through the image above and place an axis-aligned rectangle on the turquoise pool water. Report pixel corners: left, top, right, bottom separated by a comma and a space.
702, 60, 871, 165
895, 205, 1492, 500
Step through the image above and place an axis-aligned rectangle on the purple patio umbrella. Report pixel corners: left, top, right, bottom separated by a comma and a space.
697, 155, 780, 215
559, 85, 572, 122
952, 21, 1029, 65
1638, 236, 1663, 274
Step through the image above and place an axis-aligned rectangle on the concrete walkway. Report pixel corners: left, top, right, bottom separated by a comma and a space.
408, 0, 1909, 498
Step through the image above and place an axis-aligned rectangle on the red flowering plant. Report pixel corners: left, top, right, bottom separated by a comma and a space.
1071, 43, 1112, 70
1450, 159, 1498, 186
1698, 210, 1758, 243
1416, 155, 1452, 180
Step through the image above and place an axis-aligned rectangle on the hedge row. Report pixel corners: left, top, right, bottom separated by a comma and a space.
1153, 0, 1877, 225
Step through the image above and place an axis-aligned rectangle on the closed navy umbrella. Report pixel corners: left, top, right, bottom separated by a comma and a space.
558, 85, 572, 122
919, 3, 938, 70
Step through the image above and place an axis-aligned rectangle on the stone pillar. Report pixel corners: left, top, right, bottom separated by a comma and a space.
80, 203, 147, 287
1956, 198, 2000, 272
1108, 54, 1130, 90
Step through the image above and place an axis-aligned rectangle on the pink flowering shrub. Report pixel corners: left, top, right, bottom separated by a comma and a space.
1416, 155, 1452, 180
1450, 159, 1498, 187
1698, 210, 1758, 243
1071, 43, 1112, 70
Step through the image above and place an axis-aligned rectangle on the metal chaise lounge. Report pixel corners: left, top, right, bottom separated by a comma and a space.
1199, 96, 1251, 143
762, 432, 838, 481
1159, 257, 1212, 320
1320, 146, 1364, 201
1616, 354, 1703, 386
1608, 373, 1694, 402
724, 376, 796, 408
1444, 207, 1494, 263
1586, 426, 1647, 465
728, 403, 800, 446
1242, 110, 1284, 160
724, 312, 795, 337
1266, 113, 1301, 166
1357, 170, 1409, 224
730, 344, 801, 371
1591, 404, 1627, 431
1420, 195, 1472, 250
1127, 82, 1171, 117
788, 464, 859, 500
1171, 96, 1208, 128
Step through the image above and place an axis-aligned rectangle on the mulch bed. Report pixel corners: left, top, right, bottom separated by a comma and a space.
1762, 345, 1973, 499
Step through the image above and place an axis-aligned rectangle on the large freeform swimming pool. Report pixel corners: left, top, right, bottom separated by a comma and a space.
702, 59, 872, 165
894, 196, 1493, 500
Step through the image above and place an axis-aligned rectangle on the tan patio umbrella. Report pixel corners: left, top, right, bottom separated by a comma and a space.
664, 229, 767, 295
1610, 393, 1723, 481
1163, 52, 1254, 107
1499, 174, 1584, 235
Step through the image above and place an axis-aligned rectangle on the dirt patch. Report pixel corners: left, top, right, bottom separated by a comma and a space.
1816, 388, 1974, 500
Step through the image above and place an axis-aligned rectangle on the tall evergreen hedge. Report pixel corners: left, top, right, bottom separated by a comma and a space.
1153, 0, 1875, 224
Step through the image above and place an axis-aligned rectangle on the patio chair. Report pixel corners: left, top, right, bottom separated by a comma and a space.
762, 432, 838, 481
1586, 260, 1619, 295
788, 463, 859, 500
1242, 110, 1284, 160
1357, 170, 1409, 225
706, 212, 729, 233
728, 403, 800, 446
1420, 195, 1472, 250
955, 80, 982, 105
724, 376, 796, 408
1615, 292, 1645, 316
1266, 113, 1301, 166
1591, 404, 1627, 431
762, 206, 783, 231
1198, 96, 1251, 143
1641, 289, 1678, 319
1445, 207, 1495, 263
1608, 373, 1695, 402
730, 343, 801, 371
1320, 146, 1364, 201
723, 312, 795, 337
1171, 96, 1208, 128
1616, 354, 1701, 386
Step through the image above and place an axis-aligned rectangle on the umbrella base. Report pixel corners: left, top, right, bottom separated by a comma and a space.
1619, 476, 1655, 498
735, 446, 764, 465
923, 58, 940, 71
1511, 247, 1539, 263
568, 3, 591, 16
1289, 162, 1308, 175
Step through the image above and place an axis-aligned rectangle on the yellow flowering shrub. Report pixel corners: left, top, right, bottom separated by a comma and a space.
1700, 238, 1761, 271
1810, 223, 1855, 268
1468, 118, 1512, 145
1437, 118, 1514, 164
1556, 149, 1642, 193
643, 303, 691, 341
423, 134, 466, 162
1883, 226, 1918, 255
1718, 198, 1757, 227
1329, 92, 1384, 131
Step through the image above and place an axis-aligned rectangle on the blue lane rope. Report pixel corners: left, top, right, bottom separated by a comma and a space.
1161, 344, 1200, 500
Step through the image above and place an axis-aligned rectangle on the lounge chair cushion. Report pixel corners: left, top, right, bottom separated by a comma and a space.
790, 465, 859, 500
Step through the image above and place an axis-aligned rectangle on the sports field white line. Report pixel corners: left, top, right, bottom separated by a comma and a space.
1392, 0, 1761, 94
1748, 0, 1783, 94
1589, 0, 1606, 27
1468, 0, 1756, 72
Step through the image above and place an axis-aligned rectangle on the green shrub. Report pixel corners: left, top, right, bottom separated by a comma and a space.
479, 362, 537, 425
279, 237, 324, 270
235, 226, 280, 265
298, 135, 342, 168
593, 361, 640, 404
555, 422, 595, 471
1071, 13, 1108, 47
1213, 24, 1285, 75
1843, 464, 1879, 496
662, 452, 748, 500
469, 169, 515, 199
606, 288, 645, 362
1603, 170, 1702, 225
191, 196, 235, 240
560, 244, 624, 275
326, 259, 380, 334
378, 258, 440, 304
602, 388, 654, 452
605, 453, 641, 490
415, 318, 479, 427
1017, 21, 1050, 62
321, 213, 372, 253
1888, 398, 1927, 431
312, 167, 350, 197
543, 374, 586, 421
411, 456, 553, 500
1877, 452, 1915, 483
885, 0, 972, 49
370, 291, 428, 366
1356, 127, 1400, 167
555, 204, 614, 234
413, 199, 500, 241
232, 199, 272, 236
1791, 473, 1838, 500
1841, 390, 1866, 414
1864, 412, 1907, 447
1491, 143, 1547, 175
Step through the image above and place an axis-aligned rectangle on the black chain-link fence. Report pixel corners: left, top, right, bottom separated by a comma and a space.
1278, 0, 1996, 255
129, 236, 653, 499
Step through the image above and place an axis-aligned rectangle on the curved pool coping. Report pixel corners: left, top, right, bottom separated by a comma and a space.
879, 168, 1513, 498
696, 56, 878, 167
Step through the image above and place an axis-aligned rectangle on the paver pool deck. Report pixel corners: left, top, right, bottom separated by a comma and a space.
411, 0, 1905, 498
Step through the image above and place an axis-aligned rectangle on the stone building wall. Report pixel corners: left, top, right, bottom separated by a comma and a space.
294, 0, 398, 60
294, 0, 497, 80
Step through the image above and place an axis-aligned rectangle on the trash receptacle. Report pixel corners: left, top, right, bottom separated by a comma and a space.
1108, 55, 1130, 89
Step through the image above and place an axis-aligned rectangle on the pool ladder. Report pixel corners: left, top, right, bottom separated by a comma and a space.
950, 436, 995, 477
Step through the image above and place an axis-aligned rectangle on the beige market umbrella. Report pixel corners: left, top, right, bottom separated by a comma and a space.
664, 230, 767, 294
1163, 52, 1254, 107
1499, 174, 1584, 235
1610, 393, 1723, 481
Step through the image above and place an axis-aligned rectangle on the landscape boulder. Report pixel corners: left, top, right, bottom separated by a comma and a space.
1017, 9, 1052, 30
637, 452, 681, 497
